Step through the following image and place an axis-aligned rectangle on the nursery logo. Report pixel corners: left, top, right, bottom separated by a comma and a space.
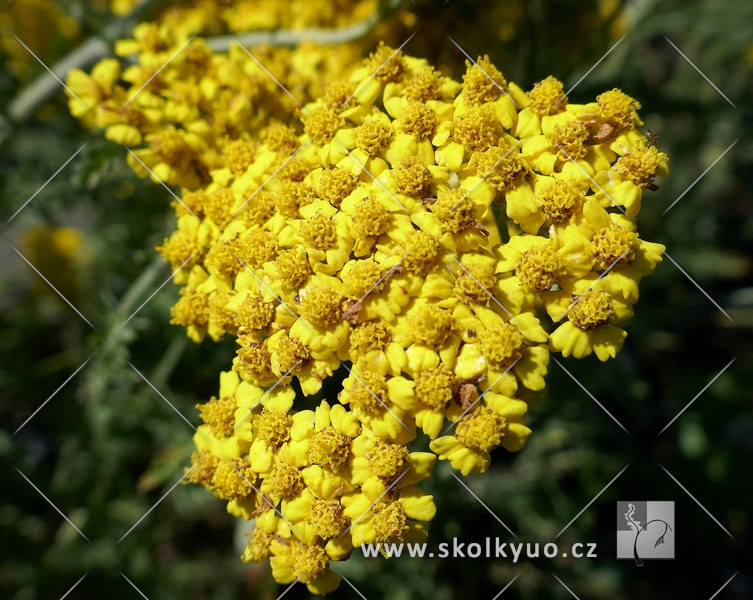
616, 501, 674, 564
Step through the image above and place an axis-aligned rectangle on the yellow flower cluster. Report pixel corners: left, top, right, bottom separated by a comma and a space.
68, 26, 667, 592
65, 25, 363, 189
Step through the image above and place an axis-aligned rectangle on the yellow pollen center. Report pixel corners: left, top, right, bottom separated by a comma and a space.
365, 43, 405, 82
356, 119, 393, 157
371, 502, 408, 542
197, 395, 237, 437
391, 157, 432, 198
225, 139, 255, 175
299, 287, 342, 327
410, 304, 452, 348
300, 213, 337, 250
614, 145, 667, 188
308, 427, 352, 472
516, 245, 564, 291
210, 458, 256, 502
431, 189, 476, 233
267, 463, 304, 498
539, 179, 584, 222
309, 499, 348, 538
256, 408, 292, 449
274, 335, 310, 372
568, 290, 615, 329
454, 262, 497, 303
353, 196, 391, 239
402, 230, 439, 275
478, 321, 526, 367
303, 106, 345, 146
592, 223, 638, 270
527, 75, 566, 116
170, 289, 209, 327
397, 102, 437, 139
414, 366, 458, 411
596, 88, 641, 128
343, 260, 383, 299
549, 120, 590, 160
318, 167, 358, 206
471, 146, 527, 192
345, 369, 387, 415
349, 320, 391, 355
369, 441, 409, 480
455, 406, 507, 453
242, 528, 274, 563
265, 122, 299, 155
235, 228, 278, 268
186, 450, 219, 487
235, 295, 275, 330
235, 342, 273, 382
289, 542, 329, 585
275, 247, 311, 289
462, 55, 507, 104
453, 105, 502, 152
404, 68, 443, 102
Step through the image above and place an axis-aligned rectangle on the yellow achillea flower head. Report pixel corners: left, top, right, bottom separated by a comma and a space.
69, 21, 668, 592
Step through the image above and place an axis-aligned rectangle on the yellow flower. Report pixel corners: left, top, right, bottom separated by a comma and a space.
543, 272, 637, 361
343, 488, 436, 547
430, 393, 531, 475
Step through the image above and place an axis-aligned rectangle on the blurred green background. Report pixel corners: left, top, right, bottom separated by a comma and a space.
1, 0, 751, 599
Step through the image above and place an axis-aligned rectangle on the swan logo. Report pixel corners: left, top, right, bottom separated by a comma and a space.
616, 501, 674, 564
